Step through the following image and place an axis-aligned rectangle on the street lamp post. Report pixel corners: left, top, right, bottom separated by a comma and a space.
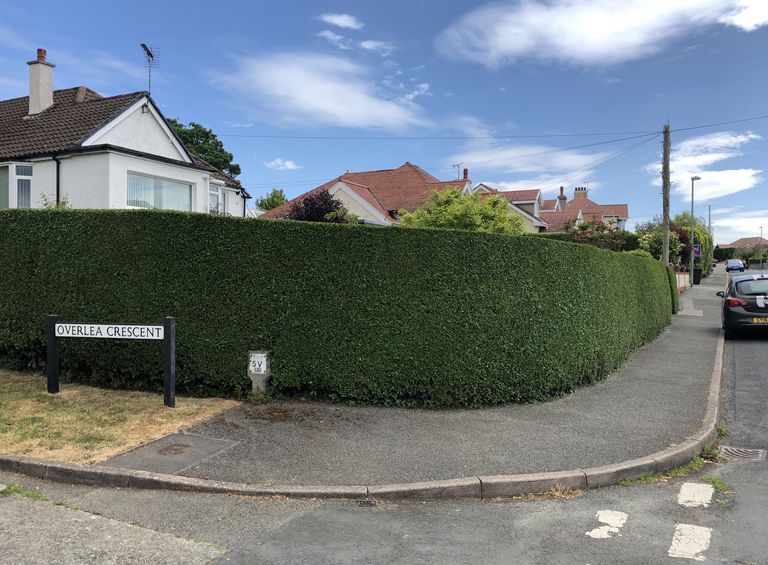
690, 176, 701, 285
761, 226, 764, 271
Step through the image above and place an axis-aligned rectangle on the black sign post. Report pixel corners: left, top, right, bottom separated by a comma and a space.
47, 314, 60, 394
163, 316, 176, 408
46, 316, 176, 408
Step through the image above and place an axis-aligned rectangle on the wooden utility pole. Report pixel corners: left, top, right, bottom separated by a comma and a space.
662, 123, 671, 265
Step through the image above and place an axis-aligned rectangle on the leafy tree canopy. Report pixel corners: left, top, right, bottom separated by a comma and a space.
401, 189, 525, 235
256, 189, 288, 211
167, 119, 241, 177
287, 190, 356, 224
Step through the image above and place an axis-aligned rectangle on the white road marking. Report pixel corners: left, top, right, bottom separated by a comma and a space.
668, 524, 711, 561
678, 482, 714, 508
585, 510, 628, 538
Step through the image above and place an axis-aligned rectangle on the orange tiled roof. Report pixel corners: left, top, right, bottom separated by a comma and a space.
261, 162, 469, 221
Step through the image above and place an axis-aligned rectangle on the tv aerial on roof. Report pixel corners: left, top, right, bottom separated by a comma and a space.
140, 43, 159, 95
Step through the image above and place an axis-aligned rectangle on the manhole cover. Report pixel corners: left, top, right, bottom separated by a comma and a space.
357, 500, 378, 508
719, 445, 766, 461
159, 444, 192, 456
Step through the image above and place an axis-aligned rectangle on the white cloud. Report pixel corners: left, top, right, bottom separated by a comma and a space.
719, 0, 768, 30
318, 13, 364, 30
264, 158, 302, 171
449, 143, 607, 175
712, 209, 768, 243
403, 83, 430, 101
214, 52, 428, 131
317, 30, 352, 50
647, 131, 763, 200
435, 0, 768, 68
711, 206, 743, 215
360, 40, 394, 56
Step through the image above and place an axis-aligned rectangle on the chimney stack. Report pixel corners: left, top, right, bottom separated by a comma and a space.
574, 186, 589, 199
556, 186, 567, 211
463, 168, 468, 180
27, 48, 55, 115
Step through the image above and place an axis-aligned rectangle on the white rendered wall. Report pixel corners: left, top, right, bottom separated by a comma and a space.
58, 153, 111, 209
108, 152, 210, 212
87, 104, 187, 162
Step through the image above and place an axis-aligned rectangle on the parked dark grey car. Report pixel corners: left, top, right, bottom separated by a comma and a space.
716, 273, 768, 339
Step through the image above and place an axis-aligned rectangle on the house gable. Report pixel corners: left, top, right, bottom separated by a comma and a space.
328, 181, 391, 225
80, 98, 191, 163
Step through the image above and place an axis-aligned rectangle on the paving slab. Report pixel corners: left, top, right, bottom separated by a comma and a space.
103, 432, 237, 475
102, 272, 726, 487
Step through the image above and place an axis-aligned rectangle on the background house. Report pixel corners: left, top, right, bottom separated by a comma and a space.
540, 186, 629, 232
0, 49, 250, 215
262, 162, 471, 225
472, 183, 548, 233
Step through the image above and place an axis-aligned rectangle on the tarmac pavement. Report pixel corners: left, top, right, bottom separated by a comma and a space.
103, 270, 728, 487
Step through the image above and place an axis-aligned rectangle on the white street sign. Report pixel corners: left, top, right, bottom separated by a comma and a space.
54, 323, 164, 340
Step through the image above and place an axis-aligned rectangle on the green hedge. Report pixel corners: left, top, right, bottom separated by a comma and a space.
0, 210, 673, 407
666, 266, 680, 314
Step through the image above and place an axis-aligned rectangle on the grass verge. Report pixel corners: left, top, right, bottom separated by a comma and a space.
0, 370, 238, 464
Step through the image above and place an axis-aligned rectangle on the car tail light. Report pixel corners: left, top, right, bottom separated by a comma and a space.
726, 297, 747, 307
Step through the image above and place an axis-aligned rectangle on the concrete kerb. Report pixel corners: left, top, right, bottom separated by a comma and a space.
0, 331, 725, 501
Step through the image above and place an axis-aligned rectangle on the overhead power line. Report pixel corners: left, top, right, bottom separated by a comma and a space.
224, 111, 768, 144
239, 132, 660, 188
671, 113, 768, 133
219, 130, 658, 141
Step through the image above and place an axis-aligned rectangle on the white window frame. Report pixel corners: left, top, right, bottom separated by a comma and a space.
15, 164, 32, 209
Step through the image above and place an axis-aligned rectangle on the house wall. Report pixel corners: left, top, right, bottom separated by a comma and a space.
86, 102, 187, 162
0, 166, 7, 208
2, 152, 246, 214
58, 154, 110, 208
224, 187, 244, 217
107, 152, 211, 212
508, 207, 540, 233
332, 190, 384, 223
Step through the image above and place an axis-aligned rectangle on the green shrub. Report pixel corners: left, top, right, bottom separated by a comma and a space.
624, 249, 654, 259
0, 209, 673, 407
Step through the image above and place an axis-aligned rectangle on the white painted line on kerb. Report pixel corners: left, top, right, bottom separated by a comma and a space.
668, 524, 711, 560
678, 482, 715, 508
585, 510, 628, 538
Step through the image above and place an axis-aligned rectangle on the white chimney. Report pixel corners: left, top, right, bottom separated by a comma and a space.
27, 48, 54, 115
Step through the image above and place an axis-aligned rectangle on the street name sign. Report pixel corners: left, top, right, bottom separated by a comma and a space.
46, 315, 176, 408
54, 323, 164, 340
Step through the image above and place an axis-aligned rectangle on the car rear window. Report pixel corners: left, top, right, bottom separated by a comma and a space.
736, 279, 768, 295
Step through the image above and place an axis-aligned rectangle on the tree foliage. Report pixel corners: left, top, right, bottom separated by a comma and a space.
401, 189, 525, 235
561, 219, 633, 251
286, 190, 356, 223
167, 119, 241, 177
256, 189, 288, 211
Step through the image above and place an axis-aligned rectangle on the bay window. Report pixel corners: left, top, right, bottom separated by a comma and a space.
127, 173, 192, 211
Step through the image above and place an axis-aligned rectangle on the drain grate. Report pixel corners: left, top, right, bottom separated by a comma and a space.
719, 445, 766, 461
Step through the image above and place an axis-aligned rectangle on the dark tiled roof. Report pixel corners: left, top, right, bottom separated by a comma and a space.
191, 155, 249, 196
262, 162, 469, 221
0, 87, 146, 160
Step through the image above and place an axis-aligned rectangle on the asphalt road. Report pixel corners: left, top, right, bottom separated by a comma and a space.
1, 270, 767, 564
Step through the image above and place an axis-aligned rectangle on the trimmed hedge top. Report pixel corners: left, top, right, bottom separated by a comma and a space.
0, 210, 673, 407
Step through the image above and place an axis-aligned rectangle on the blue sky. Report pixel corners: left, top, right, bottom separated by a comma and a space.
1, 0, 767, 243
